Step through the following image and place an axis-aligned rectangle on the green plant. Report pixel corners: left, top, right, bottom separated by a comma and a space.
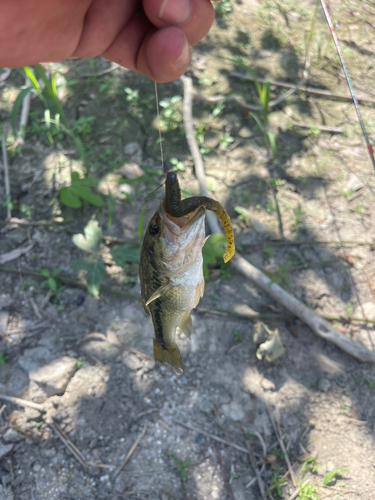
272, 447, 284, 460
20, 204, 31, 216
73, 116, 95, 136
297, 481, 318, 500
365, 378, 375, 390
323, 468, 348, 486
39, 267, 61, 293
266, 262, 291, 287
301, 457, 318, 474
169, 158, 185, 172
339, 402, 350, 411
159, 95, 182, 131
21, 280, 31, 291
124, 87, 140, 106
76, 357, 83, 368
215, 0, 232, 16
293, 203, 303, 229
166, 451, 191, 480
202, 234, 227, 278
233, 330, 243, 343
0, 351, 9, 367
262, 245, 274, 258
345, 302, 353, 316
268, 466, 287, 497
2, 195, 17, 212
219, 132, 234, 149
234, 206, 251, 224
59, 172, 103, 209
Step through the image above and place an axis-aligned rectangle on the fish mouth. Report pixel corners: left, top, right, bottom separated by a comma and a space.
160, 202, 205, 234
158, 202, 206, 270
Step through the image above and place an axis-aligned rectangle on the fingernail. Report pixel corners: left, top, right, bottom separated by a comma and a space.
173, 37, 190, 69
159, 0, 191, 25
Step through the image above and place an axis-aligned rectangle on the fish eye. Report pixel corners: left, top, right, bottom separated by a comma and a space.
149, 222, 159, 236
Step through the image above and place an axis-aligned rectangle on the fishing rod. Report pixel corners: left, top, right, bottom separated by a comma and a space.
320, 0, 375, 173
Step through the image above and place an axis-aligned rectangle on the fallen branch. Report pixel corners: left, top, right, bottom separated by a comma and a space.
0, 243, 35, 265
181, 74, 375, 364
230, 71, 375, 106
113, 423, 148, 478
0, 394, 45, 413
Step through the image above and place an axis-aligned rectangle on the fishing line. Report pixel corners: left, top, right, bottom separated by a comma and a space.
320, 0, 375, 173
154, 81, 166, 172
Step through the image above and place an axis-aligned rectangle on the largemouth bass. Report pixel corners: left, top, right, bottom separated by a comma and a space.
140, 172, 235, 373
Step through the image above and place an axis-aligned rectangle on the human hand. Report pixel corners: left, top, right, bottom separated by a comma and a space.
0, 0, 215, 82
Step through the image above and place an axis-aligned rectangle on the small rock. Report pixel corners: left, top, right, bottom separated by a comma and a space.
0, 443, 13, 459
6, 365, 29, 397
18, 347, 77, 397
124, 141, 142, 164
198, 399, 212, 414
114, 472, 128, 493
0, 485, 13, 500
0, 294, 13, 309
195, 433, 206, 446
119, 183, 134, 196
0, 311, 9, 334
33, 463, 41, 472
7, 229, 28, 245
120, 163, 144, 179
2, 429, 24, 443
222, 401, 245, 421
346, 173, 364, 192
318, 378, 331, 393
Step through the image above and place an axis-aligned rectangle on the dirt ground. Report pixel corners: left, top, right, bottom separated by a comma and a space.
1, 0, 375, 499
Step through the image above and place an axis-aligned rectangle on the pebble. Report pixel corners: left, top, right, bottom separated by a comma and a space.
0, 443, 13, 460
2, 428, 24, 443
318, 378, 331, 393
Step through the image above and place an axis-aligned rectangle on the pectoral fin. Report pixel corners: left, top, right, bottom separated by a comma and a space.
145, 281, 174, 307
141, 297, 150, 316
178, 312, 193, 340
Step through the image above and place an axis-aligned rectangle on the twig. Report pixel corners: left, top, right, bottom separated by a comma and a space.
265, 405, 296, 487
321, 484, 359, 495
230, 71, 375, 106
214, 443, 236, 500
1, 127, 11, 219
0, 217, 66, 228
0, 243, 35, 265
246, 440, 265, 498
292, 121, 342, 134
113, 423, 148, 478
181, 74, 375, 363
0, 404, 7, 417
174, 420, 248, 454
30, 298, 43, 319
0, 394, 45, 412
50, 421, 88, 468
17, 76, 32, 143
347, 186, 368, 201
131, 408, 159, 424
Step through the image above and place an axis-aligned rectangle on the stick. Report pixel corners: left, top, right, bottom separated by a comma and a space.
246, 440, 265, 498
113, 423, 148, 478
1, 127, 11, 219
230, 71, 375, 106
292, 121, 342, 134
0, 404, 7, 417
0, 243, 35, 265
174, 420, 248, 454
181, 74, 375, 363
265, 405, 296, 487
0, 394, 45, 412
50, 421, 88, 468
214, 443, 236, 500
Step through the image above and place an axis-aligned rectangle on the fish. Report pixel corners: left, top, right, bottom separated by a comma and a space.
139, 172, 235, 373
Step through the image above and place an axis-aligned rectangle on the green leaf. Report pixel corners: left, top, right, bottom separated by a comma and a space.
10, 87, 34, 135
24, 66, 41, 93
44, 108, 51, 129
181, 458, 192, 468
202, 234, 227, 278
48, 278, 57, 291
69, 185, 104, 207
41, 268, 50, 278
72, 220, 102, 254
323, 468, 348, 486
59, 187, 81, 208
71, 172, 80, 183
137, 207, 145, 242
70, 257, 105, 298
40, 280, 48, 288
110, 244, 140, 269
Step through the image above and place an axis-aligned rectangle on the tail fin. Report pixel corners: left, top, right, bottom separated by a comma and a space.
153, 339, 183, 374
